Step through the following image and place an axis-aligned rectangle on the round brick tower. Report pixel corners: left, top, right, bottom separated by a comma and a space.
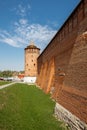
24, 42, 40, 77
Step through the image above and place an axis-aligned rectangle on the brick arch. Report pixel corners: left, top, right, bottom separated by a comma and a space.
46, 58, 55, 93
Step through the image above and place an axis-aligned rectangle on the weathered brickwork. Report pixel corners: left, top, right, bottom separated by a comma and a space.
55, 103, 87, 130
25, 43, 40, 77
37, 0, 87, 127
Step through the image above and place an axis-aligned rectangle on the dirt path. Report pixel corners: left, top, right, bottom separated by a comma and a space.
0, 82, 16, 89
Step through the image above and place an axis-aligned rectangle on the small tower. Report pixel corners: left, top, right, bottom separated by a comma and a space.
24, 42, 40, 77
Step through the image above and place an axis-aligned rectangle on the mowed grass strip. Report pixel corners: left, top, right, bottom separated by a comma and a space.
0, 83, 68, 130
0, 81, 12, 86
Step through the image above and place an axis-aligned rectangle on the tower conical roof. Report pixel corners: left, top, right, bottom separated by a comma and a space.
25, 41, 40, 50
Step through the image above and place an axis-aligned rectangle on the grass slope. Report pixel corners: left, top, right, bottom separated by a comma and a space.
0, 81, 12, 86
0, 83, 68, 130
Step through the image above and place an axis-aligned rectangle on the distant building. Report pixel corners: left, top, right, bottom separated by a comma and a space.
24, 42, 40, 83
18, 73, 24, 80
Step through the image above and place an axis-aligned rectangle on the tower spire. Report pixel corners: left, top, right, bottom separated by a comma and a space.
30, 41, 35, 46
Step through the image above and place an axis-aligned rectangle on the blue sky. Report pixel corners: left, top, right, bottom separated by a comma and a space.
0, 0, 80, 71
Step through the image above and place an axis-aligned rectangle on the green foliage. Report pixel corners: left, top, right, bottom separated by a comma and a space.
0, 84, 69, 130
0, 70, 24, 77
0, 70, 13, 77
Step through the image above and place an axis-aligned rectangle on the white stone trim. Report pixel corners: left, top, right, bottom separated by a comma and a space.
55, 103, 87, 130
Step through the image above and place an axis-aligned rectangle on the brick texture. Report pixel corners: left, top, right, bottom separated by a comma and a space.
25, 43, 40, 76
37, 0, 87, 124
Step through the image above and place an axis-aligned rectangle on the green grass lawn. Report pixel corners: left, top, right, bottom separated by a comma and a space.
0, 83, 69, 130
0, 81, 12, 86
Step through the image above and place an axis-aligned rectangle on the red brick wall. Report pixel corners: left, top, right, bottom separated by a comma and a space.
37, 0, 87, 123
25, 48, 40, 77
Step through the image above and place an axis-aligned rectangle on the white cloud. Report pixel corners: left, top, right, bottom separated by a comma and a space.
2, 2, 57, 51
17, 4, 26, 17
11, 3, 31, 17
0, 19, 57, 50
16, 3, 31, 17
47, 20, 59, 28
2, 38, 19, 47
19, 19, 28, 25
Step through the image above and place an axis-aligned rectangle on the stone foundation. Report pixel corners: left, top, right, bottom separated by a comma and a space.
54, 103, 87, 130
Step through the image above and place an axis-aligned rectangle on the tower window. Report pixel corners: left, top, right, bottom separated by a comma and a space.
31, 55, 33, 57
34, 64, 35, 66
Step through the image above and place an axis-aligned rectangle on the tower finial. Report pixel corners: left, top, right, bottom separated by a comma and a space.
30, 41, 35, 46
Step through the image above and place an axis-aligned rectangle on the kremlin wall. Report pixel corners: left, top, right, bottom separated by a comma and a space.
36, 0, 87, 129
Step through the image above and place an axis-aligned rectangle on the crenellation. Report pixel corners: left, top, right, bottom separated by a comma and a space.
84, 2, 87, 16
73, 11, 78, 28
37, 0, 87, 129
69, 19, 73, 33
65, 23, 69, 36
78, 8, 84, 22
